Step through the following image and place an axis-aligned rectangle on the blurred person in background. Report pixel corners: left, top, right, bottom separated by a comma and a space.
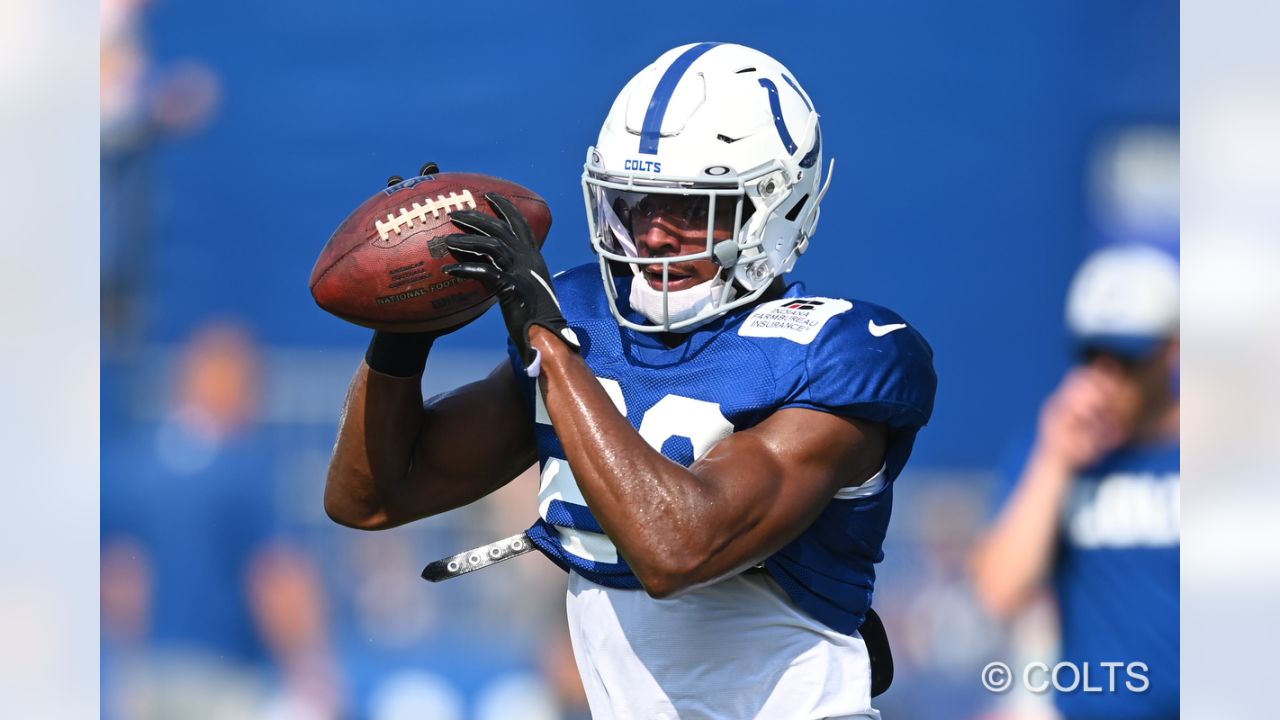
970, 245, 1180, 719
101, 0, 219, 353
102, 322, 343, 720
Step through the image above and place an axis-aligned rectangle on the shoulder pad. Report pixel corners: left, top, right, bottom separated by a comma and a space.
787, 300, 937, 429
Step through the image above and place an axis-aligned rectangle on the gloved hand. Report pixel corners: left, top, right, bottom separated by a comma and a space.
443, 192, 579, 374
385, 161, 440, 187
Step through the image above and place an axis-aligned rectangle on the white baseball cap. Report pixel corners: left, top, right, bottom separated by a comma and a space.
1065, 244, 1179, 359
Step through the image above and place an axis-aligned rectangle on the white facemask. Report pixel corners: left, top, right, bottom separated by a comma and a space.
628, 272, 729, 331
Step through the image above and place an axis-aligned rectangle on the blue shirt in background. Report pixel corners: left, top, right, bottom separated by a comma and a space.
994, 434, 1179, 720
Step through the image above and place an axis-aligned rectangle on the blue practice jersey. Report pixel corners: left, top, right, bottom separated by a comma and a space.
994, 435, 1179, 719
509, 265, 937, 634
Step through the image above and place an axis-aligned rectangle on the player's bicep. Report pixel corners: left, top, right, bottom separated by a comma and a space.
750, 408, 888, 493
691, 408, 886, 573
406, 362, 536, 513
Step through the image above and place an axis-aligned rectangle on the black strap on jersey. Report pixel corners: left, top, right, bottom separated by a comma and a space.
420, 531, 536, 582
860, 607, 894, 697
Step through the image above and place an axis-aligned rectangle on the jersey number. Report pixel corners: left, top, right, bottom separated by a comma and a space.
535, 377, 733, 563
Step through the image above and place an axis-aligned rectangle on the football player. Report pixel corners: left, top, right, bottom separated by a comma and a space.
970, 245, 1179, 719
325, 43, 936, 719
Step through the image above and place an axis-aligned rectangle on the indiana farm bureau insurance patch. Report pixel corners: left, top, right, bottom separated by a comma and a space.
738, 297, 853, 344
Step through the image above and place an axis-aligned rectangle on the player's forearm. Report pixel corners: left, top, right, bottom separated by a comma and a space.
532, 329, 732, 595
324, 364, 427, 529
971, 446, 1076, 617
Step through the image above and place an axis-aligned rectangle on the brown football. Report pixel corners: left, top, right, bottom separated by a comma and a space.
310, 172, 552, 332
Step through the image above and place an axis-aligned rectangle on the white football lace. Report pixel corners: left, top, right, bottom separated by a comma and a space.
375, 189, 476, 241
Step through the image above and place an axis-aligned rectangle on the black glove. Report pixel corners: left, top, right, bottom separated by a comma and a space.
443, 192, 579, 373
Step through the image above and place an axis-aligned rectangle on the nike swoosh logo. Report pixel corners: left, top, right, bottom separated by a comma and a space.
868, 319, 907, 337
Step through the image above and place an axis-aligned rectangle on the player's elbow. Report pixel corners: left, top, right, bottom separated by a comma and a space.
323, 482, 392, 531
633, 553, 711, 600
324, 498, 388, 531
638, 571, 688, 600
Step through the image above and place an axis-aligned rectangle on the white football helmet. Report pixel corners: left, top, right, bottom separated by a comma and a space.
582, 42, 833, 332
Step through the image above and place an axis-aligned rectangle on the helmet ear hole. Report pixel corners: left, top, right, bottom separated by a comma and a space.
784, 194, 810, 223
